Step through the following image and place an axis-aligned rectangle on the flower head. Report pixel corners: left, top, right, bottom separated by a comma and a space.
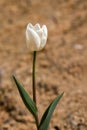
26, 23, 48, 51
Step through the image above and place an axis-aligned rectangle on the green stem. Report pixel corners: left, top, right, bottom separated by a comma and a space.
32, 51, 39, 129
32, 51, 36, 103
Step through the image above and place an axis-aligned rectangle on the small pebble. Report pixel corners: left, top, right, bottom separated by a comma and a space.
74, 44, 83, 50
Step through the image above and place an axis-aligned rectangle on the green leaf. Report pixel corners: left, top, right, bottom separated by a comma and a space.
39, 92, 64, 130
13, 75, 38, 119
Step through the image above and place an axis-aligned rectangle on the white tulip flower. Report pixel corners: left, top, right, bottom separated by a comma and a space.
26, 23, 48, 52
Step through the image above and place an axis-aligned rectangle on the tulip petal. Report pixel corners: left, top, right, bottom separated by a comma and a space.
37, 29, 43, 38
34, 23, 40, 30
27, 23, 33, 29
26, 28, 41, 51
39, 25, 48, 50
40, 36, 47, 50
42, 25, 48, 37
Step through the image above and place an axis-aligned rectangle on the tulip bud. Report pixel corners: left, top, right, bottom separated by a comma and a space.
26, 23, 48, 51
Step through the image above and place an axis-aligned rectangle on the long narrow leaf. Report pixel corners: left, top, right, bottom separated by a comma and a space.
39, 92, 64, 130
13, 75, 38, 119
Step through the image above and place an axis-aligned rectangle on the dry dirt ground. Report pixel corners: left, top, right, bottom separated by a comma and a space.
0, 0, 87, 130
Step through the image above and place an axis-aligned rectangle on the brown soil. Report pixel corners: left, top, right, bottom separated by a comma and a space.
0, 0, 87, 130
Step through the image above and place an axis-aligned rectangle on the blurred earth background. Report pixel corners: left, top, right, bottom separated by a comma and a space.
0, 0, 87, 130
